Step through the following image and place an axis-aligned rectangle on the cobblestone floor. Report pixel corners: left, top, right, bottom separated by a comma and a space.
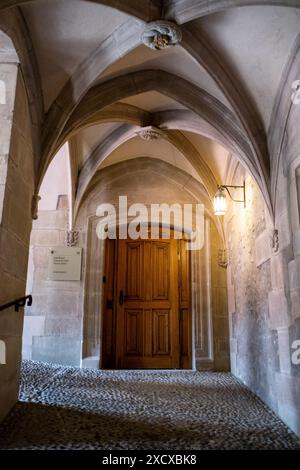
0, 360, 299, 450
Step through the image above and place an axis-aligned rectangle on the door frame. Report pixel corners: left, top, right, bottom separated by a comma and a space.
101, 227, 193, 369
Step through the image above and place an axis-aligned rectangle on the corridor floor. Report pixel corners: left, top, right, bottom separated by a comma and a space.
0, 360, 299, 450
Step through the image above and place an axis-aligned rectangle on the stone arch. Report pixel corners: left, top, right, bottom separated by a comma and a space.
269, 32, 300, 209
77, 157, 226, 370
0, 0, 160, 21
163, 0, 300, 24
77, 156, 224, 243
63, 104, 245, 159
74, 124, 218, 218
181, 24, 268, 181
0, 9, 43, 162
47, 70, 271, 216
1, 1, 298, 22
39, 11, 269, 185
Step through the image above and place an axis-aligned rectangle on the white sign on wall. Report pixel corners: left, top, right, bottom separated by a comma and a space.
48, 247, 82, 281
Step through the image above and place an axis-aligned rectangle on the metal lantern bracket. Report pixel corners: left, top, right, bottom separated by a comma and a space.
219, 181, 246, 208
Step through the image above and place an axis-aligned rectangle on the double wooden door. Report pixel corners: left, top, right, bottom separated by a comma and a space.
102, 234, 191, 369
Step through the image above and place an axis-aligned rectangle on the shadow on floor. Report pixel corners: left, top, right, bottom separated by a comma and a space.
0, 400, 299, 450
0, 361, 299, 450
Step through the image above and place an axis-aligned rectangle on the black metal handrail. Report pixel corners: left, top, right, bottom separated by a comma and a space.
0, 295, 32, 312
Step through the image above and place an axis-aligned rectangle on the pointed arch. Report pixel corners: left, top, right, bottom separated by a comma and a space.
42, 69, 271, 214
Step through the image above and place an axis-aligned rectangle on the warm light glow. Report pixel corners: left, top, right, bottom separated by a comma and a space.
214, 188, 227, 215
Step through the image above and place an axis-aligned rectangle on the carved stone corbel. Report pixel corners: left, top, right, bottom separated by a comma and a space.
218, 249, 228, 268
31, 194, 41, 220
270, 229, 279, 253
66, 230, 79, 247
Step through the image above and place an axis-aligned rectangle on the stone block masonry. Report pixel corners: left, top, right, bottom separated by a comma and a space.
0, 65, 35, 422
225, 165, 300, 436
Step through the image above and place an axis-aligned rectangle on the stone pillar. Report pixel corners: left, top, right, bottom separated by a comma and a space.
82, 216, 105, 363
0, 64, 17, 222
210, 221, 230, 371
194, 218, 214, 370
0, 67, 35, 421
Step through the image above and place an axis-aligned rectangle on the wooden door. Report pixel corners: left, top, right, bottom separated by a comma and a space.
101, 234, 192, 369
115, 237, 180, 369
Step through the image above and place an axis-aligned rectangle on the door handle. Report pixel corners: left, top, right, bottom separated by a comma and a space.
119, 290, 124, 306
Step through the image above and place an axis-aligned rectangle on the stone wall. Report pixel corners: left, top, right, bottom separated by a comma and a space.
22, 144, 82, 366
0, 67, 35, 421
23, 158, 230, 371
23, 196, 83, 366
77, 159, 230, 371
226, 166, 300, 435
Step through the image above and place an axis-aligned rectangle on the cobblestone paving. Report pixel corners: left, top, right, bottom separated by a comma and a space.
0, 360, 299, 450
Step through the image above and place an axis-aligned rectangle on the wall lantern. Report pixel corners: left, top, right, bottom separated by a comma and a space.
213, 182, 246, 216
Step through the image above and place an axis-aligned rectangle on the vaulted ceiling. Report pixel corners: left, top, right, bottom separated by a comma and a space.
1, 0, 300, 219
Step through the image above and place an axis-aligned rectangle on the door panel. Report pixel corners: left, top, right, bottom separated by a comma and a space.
152, 243, 170, 300
101, 239, 116, 368
153, 309, 170, 355
126, 242, 143, 300
125, 309, 143, 355
179, 239, 192, 368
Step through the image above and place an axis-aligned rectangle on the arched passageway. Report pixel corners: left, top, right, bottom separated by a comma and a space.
1, 1, 300, 448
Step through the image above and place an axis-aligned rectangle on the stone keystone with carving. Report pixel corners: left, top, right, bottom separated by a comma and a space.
141, 20, 182, 50
137, 126, 164, 141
